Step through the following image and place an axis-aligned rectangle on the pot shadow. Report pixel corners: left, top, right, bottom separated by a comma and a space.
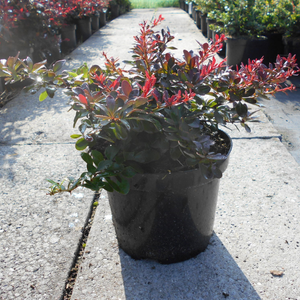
119, 233, 261, 299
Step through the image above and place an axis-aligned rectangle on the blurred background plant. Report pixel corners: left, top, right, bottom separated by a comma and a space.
0, 0, 111, 63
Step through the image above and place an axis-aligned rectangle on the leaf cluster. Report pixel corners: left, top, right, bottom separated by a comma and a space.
194, 0, 300, 38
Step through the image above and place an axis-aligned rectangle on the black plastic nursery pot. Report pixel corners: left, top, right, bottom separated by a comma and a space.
283, 36, 300, 59
206, 18, 215, 40
61, 24, 77, 54
92, 15, 100, 32
195, 10, 201, 29
108, 131, 232, 264
200, 13, 207, 37
264, 32, 284, 64
226, 36, 268, 67
99, 12, 107, 27
76, 17, 92, 42
110, 4, 120, 19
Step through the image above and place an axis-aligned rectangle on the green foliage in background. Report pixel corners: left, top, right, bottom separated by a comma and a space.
130, 0, 179, 9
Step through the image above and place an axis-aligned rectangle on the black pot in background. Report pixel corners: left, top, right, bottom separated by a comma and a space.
184, 1, 189, 12
61, 24, 77, 54
200, 13, 207, 37
195, 10, 201, 29
192, 6, 196, 21
99, 11, 107, 27
264, 32, 285, 65
206, 18, 215, 40
179, 0, 185, 10
110, 4, 120, 19
108, 131, 232, 264
283, 36, 300, 59
92, 14, 100, 32
76, 17, 92, 43
226, 36, 268, 67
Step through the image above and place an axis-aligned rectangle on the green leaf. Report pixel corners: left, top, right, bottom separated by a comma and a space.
194, 85, 211, 95
229, 91, 241, 101
121, 166, 137, 178
214, 110, 226, 124
131, 149, 160, 163
142, 121, 157, 133
133, 97, 149, 108
83, 181, 101, 191
6, 56, 15, 69
244, 97, 257, 104
70, 134, 82, 139
32, 60, 47, 72
102, 181, 114, 192
75, 138, 89, 150
39, 90, 48, 102
67, 71, 78, 77
45, 86, 56, 98
87, 163, 97, 173
245, 88, 255, 97
105, 146, 119, 160
91, 150, 104, 165
114, 123, 128, 140
53, 60, 65, 72
185, 157, 199, 166
0, 69, 11, 77
46, 179, 60, 187
81, 152, 94, 165
241, 122, 251, 133
207, 98, 217, 107
165, 133, 179, 141
106, 178, 122, 192
170, 146, 182, 160
116, 177, 130, 194
120, 119, 131, 130
168, 57, 175, 69
26, 56, 33, 71
163, 126, 178, 133
97, 160, 113, 171
236, 102, 248, 117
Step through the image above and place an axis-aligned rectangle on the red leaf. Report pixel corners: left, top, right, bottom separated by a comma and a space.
78, 94, 88, 106
121, 80, 132, 97
184, 50, 191, 64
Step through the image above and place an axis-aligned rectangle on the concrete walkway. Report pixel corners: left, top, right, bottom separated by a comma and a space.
1, 8, 300, 300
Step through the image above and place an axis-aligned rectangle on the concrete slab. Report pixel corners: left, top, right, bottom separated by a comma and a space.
0, 144, 94, 299
260, 90, 300, 164
0, 90, 78, 145
71, 137, 300, 300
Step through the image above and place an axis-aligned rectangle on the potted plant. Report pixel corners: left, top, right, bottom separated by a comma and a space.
283, 0, 300, 58
0, 0, 61, 64
108, 0, 120, 19
219, 0, 268, 66
194, 0, 209, 36
0, 15, 298, 263
256, 0, 292, 63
